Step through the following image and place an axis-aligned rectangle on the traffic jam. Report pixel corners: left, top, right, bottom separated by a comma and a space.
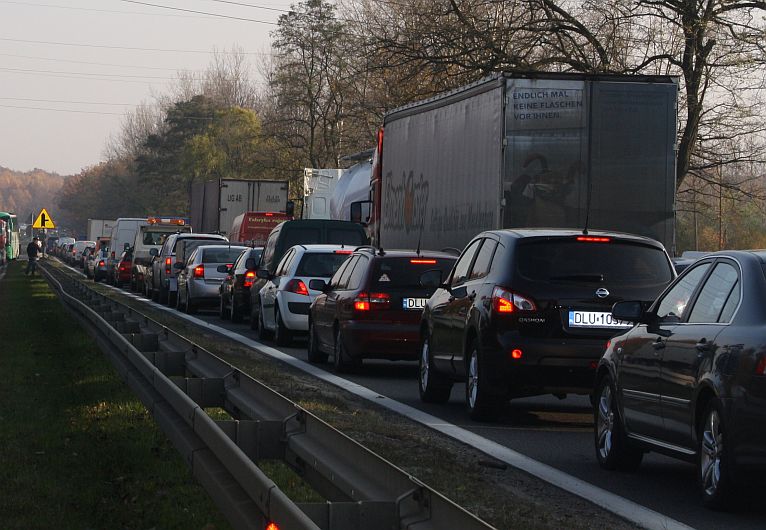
11, 73, 766, 530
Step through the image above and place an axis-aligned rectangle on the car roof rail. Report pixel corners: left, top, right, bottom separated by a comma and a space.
354, 245, 386, 256
440, 247, 462, 256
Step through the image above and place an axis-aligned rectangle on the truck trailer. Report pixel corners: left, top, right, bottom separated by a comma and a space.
86, 219, 116, 242
363, 72, 678, 253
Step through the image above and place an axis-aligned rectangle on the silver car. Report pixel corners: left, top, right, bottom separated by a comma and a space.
176, 245, 248, 313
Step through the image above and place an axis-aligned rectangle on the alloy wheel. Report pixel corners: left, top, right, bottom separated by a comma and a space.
597, 384, 615, 461
419, 339, 430, 392
467, 351, 479, 410
701, 409, 723, 497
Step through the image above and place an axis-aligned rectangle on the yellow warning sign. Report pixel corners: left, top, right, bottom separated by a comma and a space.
32, 208, 56, 229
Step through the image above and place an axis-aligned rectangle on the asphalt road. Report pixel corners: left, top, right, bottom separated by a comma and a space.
57, 263, 766, 530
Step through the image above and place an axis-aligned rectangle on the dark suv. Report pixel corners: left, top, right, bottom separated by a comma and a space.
418, 229, 675, 420
308, 248, 457, 371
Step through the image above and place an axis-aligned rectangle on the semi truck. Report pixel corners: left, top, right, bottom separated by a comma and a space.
86, 219, 116, 242
303, 168, 342, 219
359, 72, 678, 253
190, 179, 289, 238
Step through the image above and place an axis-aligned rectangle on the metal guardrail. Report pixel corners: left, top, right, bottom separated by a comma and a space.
41, 262, 495, 530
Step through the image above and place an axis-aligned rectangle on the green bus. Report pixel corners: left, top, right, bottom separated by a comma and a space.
0, 212, 20, 260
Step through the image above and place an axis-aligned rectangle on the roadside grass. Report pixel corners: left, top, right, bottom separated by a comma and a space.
0, 261, 231, 530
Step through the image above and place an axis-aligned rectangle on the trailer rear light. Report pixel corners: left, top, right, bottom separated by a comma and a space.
410, 259, 437, 264
243, 270, 256, 288
492, 286, 536, 314
285, 279, 309, 296
354, 292, 390, 311
193, 265, 205, 278
576, 236, 611, 243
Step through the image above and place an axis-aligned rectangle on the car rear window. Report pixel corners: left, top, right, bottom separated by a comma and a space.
173, 238, 224, 255
516, 240, 673, 285
370, 257, 456, 288
295, 252, 350, 277
327, 228, 366, 246
202, 248, 246, 264
281, 228, 321, 249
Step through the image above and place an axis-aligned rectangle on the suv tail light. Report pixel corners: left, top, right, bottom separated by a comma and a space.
193, 264, 205, 278
285, 279, 309, 296
243, 270, 256, 288
98, 260, 105, 267
492, 286, 536, 314
165, 257, 172, 274
354, 292, 391, 311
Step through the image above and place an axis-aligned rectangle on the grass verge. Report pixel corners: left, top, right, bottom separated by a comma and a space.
0, 261, 230, 530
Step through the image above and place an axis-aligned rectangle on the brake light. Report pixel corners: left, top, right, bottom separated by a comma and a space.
492, 286, 536, 314
165, 257, 172, 274
410, 259, 437, 264
511, 349, 523, 360
756, 356, 766, 375
193, 265, 205, 278
576, 236, 611, 243
98, 260, 105, 267
285, 279, 309, 296
244, 270, 256, 288
264, 212, 274, 217
334, 250, 352, 255
354, 292, 390, 311
266, 523, 280, 530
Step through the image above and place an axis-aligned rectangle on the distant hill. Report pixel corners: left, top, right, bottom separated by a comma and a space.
0, 166, 67, 225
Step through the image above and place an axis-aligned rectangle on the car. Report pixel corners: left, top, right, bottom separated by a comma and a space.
148, 232, 228, 305
595, 250, 766, 510
176, 245, 248, 314
308, 247, 457, 371
418, 229, 676, 420
255, 244, 356, 346
219, 247, 263, 323
86, 246, 110, 282
131, 217, 190, 292
113, 249, 133, 287
71, 240, 96, 268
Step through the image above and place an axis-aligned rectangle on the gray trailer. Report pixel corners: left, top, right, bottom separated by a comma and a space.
370, 73, 678, 253
190, 179, 289, 237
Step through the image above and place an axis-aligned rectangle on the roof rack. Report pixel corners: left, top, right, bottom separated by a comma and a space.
354, 245, 386, 256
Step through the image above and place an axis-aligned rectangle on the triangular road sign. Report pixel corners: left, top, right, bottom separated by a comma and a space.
32, 208, 56, 229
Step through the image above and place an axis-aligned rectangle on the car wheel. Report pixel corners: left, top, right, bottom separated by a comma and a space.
698, 399, 735, 510
250, 303, 259, 330
256, 303, 272, 340
175, 286, 183, 310
168, 289, 177, 308
219, 295, 230, 320
185, 290, 197, 314
274, 306, 292, 346
159, 285, 168, 304
333, 328, 359, 373
465, 340, 500, 421
418, 332, 452, 403
307, 321, 327, 363
594, 376, 643, 471
230, 296, 243, 323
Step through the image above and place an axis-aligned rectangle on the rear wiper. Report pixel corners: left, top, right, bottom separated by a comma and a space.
549, 274, 604, 282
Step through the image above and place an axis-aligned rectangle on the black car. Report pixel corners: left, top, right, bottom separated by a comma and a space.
418, 229, 675, 420
219, 247, 263, 322
595, 250, 766, 510
308, 248, 457, 371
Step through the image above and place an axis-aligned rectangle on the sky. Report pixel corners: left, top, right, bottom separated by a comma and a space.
1, 0, 296, 175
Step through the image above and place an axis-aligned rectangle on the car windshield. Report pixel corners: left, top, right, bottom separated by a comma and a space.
295, 252, 350, 277
142, 231, 170, 245
516, 240, 673, 285
201, 248, 246, 264
370, 257, 456, 288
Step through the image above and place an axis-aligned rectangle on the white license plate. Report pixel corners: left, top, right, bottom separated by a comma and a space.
402, 297, 428, 310
568, 310, 631, 328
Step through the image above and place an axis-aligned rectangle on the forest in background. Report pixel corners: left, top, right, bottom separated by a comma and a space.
0, 167, 65, 226
6, 0, 766, 252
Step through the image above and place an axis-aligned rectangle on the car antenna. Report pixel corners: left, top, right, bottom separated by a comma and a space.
415, 216, 424, 257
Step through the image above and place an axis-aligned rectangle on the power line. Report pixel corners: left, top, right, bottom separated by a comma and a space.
0, 37, 266, 55
0, 66, 186, 80
0, 52, 206, 71
0, 104, 125, 116
0, 96, 137, 106
115, 0, 279, 25
0, 0, 204, 17
200, 0, 289, 13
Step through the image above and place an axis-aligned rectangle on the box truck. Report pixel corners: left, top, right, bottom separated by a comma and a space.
190, 179, 289, 238
87, 219, 116, 242
360, 72, 678, 253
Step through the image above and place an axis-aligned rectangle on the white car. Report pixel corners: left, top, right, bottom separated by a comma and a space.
256, 244, 353, 346
176, 245, 248, 313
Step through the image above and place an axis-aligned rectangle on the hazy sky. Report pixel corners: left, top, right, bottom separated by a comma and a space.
1, 0, 295, 175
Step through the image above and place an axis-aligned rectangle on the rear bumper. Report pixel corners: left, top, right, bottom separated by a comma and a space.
340, 320, 421, 360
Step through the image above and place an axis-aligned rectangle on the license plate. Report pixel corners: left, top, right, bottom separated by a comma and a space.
568, 310, 631, 328
402, 297, 428, 310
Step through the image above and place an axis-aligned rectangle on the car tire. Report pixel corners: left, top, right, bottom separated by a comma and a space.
307, 321, 327, 363
274, 306, 292, 346
168, 290, 177, 308
256, 303, 272, 340
465, 340, 500, 421
175, 286, 183, 311
333, 328, 359, 373
219, 295, 230, 320
250, 303, 259, 330
418, 332, 452, 403
594, 375, 643, 471
185, 291, 196, 314
230, 296, 243, 323
698, 398, 735, 510
159, 285, 168, 304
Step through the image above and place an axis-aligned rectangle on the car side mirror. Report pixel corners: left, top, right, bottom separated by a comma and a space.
216, 264, 230, 273
309, 279, 327, 292
419, 269, 443, 289
256, 268, 272, 280
350, 200, 372, 225
611, 301, 646, 323
245, 257, 257, 271
149, 248, 159, 257
173, 262, 185, 270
